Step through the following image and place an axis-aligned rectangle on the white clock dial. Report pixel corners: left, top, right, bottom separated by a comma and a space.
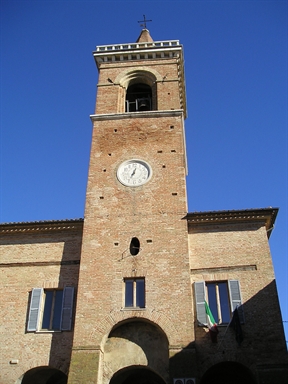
117, 159, 152, 187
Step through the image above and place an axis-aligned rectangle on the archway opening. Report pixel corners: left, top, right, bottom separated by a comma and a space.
20, 366, 67, 384
110, 366, 166, 384
200, 361, 256, 384
104, 319, 169, 383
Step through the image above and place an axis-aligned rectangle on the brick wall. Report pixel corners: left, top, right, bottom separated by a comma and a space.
0, 223, 82, 384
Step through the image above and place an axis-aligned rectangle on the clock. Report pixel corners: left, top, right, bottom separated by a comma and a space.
117, 159, 152, 187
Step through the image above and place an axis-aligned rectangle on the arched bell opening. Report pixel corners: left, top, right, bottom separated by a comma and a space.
110, 365, 167, 384
126, 83, 152, 112
116, 69, 159, 113
200, 361, 256, 384
18, 366, 67, 384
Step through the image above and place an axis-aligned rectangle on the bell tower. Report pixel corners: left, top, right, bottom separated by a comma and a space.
68, 29, 194, 384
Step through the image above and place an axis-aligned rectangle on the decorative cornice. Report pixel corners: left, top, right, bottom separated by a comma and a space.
0, 218, 84, 234
185, 208, 278, 237
93, 40, 181, 64
90, 109, 184, 122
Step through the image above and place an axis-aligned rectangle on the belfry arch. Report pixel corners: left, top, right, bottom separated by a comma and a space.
102, 319, 169, 384
115, 69, 161, 113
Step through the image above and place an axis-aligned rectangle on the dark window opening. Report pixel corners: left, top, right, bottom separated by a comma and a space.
130, 237, 140, 256
207, 282, 230, 324
126, 83, 152, 112
42, 290, 63, 330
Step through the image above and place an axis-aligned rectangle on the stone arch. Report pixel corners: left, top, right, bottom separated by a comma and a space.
200, 361, 256, 384
115, 68, 161, 113
109, 365, 167, 384
91, 309, 178, 349
16, 366, 67, 384
102, 318, 169, 384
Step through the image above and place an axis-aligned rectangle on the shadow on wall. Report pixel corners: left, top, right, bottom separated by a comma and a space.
48, 239, 80, 374
190, 279, 288, 383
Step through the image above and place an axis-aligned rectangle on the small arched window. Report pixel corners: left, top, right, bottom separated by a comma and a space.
126, 83, 152, 112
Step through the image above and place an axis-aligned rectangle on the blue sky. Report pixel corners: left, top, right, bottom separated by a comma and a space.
1, 0, 287, 345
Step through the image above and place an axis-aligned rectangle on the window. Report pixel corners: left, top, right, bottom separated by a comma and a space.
195, 280, 244, 326
124, 278, 145, 308
206, 282, 230, 324
27, 287, 74, 332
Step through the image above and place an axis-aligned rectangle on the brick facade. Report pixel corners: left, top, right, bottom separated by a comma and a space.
0, 29, 287, 384
0, 220, 83, 383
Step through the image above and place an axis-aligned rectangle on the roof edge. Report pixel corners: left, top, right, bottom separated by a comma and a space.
0, 218, 84, 234
185, 207, 278, 238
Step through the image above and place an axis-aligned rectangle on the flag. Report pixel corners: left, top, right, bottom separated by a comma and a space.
205, 301, 219, 343
229, 307, 243, 345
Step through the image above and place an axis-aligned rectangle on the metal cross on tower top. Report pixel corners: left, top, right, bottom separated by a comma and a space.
138, 15, 152, 29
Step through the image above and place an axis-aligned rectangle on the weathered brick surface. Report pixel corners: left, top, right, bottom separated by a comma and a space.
68, 49, 194, 382
0, 224, 82, 384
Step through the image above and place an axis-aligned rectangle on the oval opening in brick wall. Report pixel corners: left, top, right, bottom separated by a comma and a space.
130, 237, 140, 256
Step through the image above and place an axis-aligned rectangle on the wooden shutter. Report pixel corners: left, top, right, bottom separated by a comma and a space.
194, 281, 207, 326
228, 280, 245, 323
27, 288, 43, 331
61, 287, 74, 331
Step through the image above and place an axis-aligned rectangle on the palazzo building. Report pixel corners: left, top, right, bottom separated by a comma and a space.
1, 28, 287, 384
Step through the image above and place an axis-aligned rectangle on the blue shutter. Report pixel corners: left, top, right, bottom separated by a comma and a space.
194, 281, 207, 326
228, 280, 245, 323
61, 287, 74, 331
27, 288, 43, 331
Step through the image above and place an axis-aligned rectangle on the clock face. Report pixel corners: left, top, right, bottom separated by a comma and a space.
117, 159, 152, 187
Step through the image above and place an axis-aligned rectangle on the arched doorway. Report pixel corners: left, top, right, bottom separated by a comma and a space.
103, 319, 169, 384
110, 365, 166, 384
200, 361, 256, 384
19, 366, 67, 384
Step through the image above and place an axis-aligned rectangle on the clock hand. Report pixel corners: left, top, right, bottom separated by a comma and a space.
131, 168, 136, 177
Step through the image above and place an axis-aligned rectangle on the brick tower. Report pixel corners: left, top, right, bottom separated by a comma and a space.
67, 29, 194, 384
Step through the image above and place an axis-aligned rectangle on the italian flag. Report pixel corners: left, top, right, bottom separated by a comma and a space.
205, 301, 219, 343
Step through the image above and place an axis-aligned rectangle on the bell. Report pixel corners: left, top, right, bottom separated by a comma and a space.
138, 99, 149, 111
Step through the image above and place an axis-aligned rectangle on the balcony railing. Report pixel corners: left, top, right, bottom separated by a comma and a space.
96, 40, 180, 52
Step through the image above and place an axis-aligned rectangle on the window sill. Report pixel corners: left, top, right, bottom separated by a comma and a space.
121, 307, 146, 311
